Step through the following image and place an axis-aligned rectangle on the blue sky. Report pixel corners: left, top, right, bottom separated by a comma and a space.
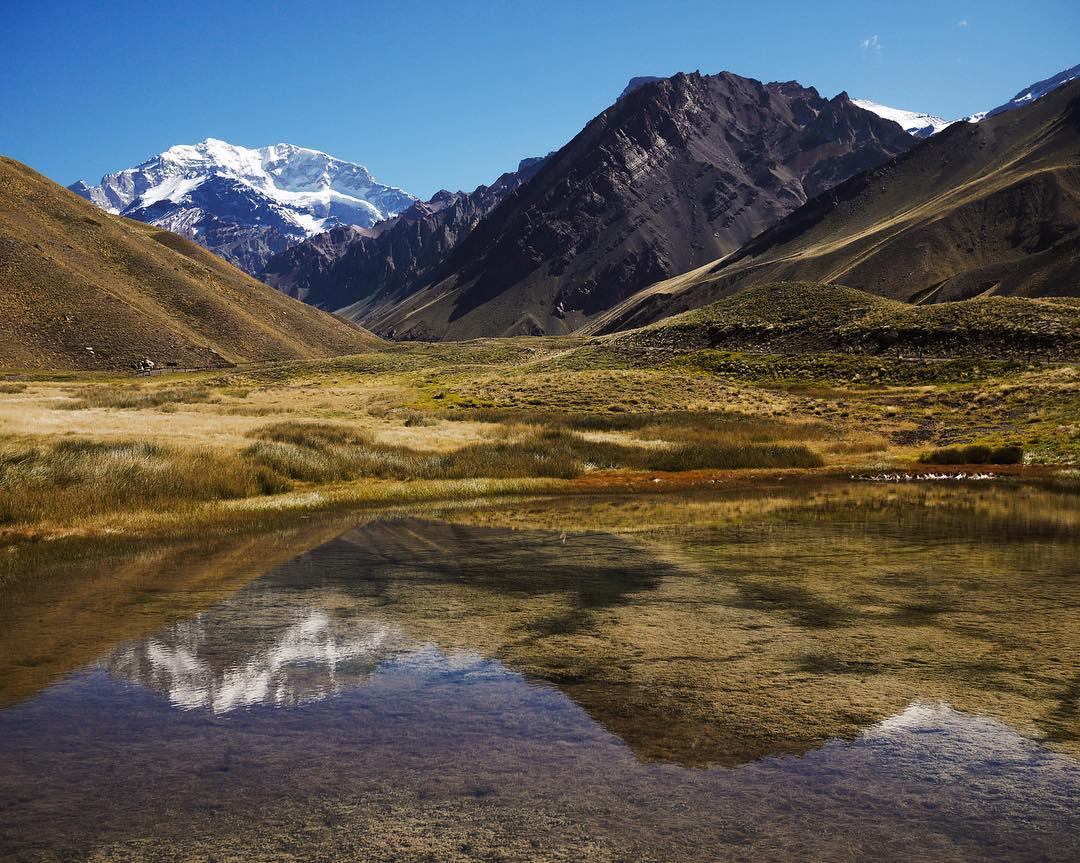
1, 1, 1076, 199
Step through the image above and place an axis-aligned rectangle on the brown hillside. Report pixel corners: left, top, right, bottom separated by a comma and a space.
586, 79, 1080, 335
615, 282, 1080, 359
0, 157, 379, 370
360, 71, 912, 340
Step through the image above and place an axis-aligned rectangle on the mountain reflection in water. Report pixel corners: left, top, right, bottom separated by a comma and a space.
1, 483, 1078, 861
102, 611, 405, 713
98, 516, 670, 718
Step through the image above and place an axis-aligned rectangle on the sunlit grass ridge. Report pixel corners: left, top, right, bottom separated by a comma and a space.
0, 439, 284, 525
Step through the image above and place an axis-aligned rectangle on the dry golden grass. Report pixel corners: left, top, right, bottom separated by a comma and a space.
0, 437, 288, 526
0, 156, 378, 371
243, 419, 822, 483
2, 329, 1075, 544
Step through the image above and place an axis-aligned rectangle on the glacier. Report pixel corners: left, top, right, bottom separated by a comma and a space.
855, 62, 1080, 139
852, 99, 954, 138
70, 138, 417, 274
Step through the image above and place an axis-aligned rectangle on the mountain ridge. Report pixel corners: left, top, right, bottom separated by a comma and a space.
851, 99, 953, 138
70, 138, 416, 275
583, 78, 1080, 335
981, 62, 1080, 120
0, 156, 379, 370
845, 63, 1080, 136
261, 156, 550, 315
352, 70, 914, 339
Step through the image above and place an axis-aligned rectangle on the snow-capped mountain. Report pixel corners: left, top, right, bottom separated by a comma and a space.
975, 62, 1080, 121
70, 138, 416, 274
855, 63, 1080, 138
99, 605, 495, 714
851, 99, 954, 138
853, 63, 1079, 138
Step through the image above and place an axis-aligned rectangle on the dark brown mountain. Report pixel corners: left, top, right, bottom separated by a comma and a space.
587, 78, 1080, 335
260, 157, 548, 317
0, 157, 379, 371
358, 71, 914, 339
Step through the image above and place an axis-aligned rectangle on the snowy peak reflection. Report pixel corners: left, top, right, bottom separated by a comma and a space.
101, 609, 407, 713
855, 701, 1074, 774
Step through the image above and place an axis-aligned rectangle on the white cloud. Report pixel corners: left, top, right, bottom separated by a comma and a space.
860, 34, 882, 55
957, 18, 969, 28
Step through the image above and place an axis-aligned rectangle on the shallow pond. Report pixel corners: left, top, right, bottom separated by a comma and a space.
1, 479, 1078, 861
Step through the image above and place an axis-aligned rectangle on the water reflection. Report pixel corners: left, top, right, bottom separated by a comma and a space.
103, 612, 407, 713
1, 481, 1078, 861
84, 490, 1080, 773
96, 515, 677, 717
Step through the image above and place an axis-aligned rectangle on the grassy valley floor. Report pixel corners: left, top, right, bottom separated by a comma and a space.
2, 307, 1078, 569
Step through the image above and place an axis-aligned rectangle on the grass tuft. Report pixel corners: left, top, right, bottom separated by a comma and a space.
243, 421, 823, 483
59, 386, 217, 411
0, 438, 290, 525
919, 444, 1024, 465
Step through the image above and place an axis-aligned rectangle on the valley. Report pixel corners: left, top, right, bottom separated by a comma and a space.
3, 56, 1078, 692
3, 281, 1077, 558
1, 18, 1078, 859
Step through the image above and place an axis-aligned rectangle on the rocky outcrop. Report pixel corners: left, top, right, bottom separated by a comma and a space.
260, 156, 549, 314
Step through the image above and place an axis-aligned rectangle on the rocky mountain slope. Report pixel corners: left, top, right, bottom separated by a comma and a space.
0, 157, 379, 370
70, 138, 415, 274
261, 156, 548, 315
358, 71, 914, 340
585, 79, 1080, 334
